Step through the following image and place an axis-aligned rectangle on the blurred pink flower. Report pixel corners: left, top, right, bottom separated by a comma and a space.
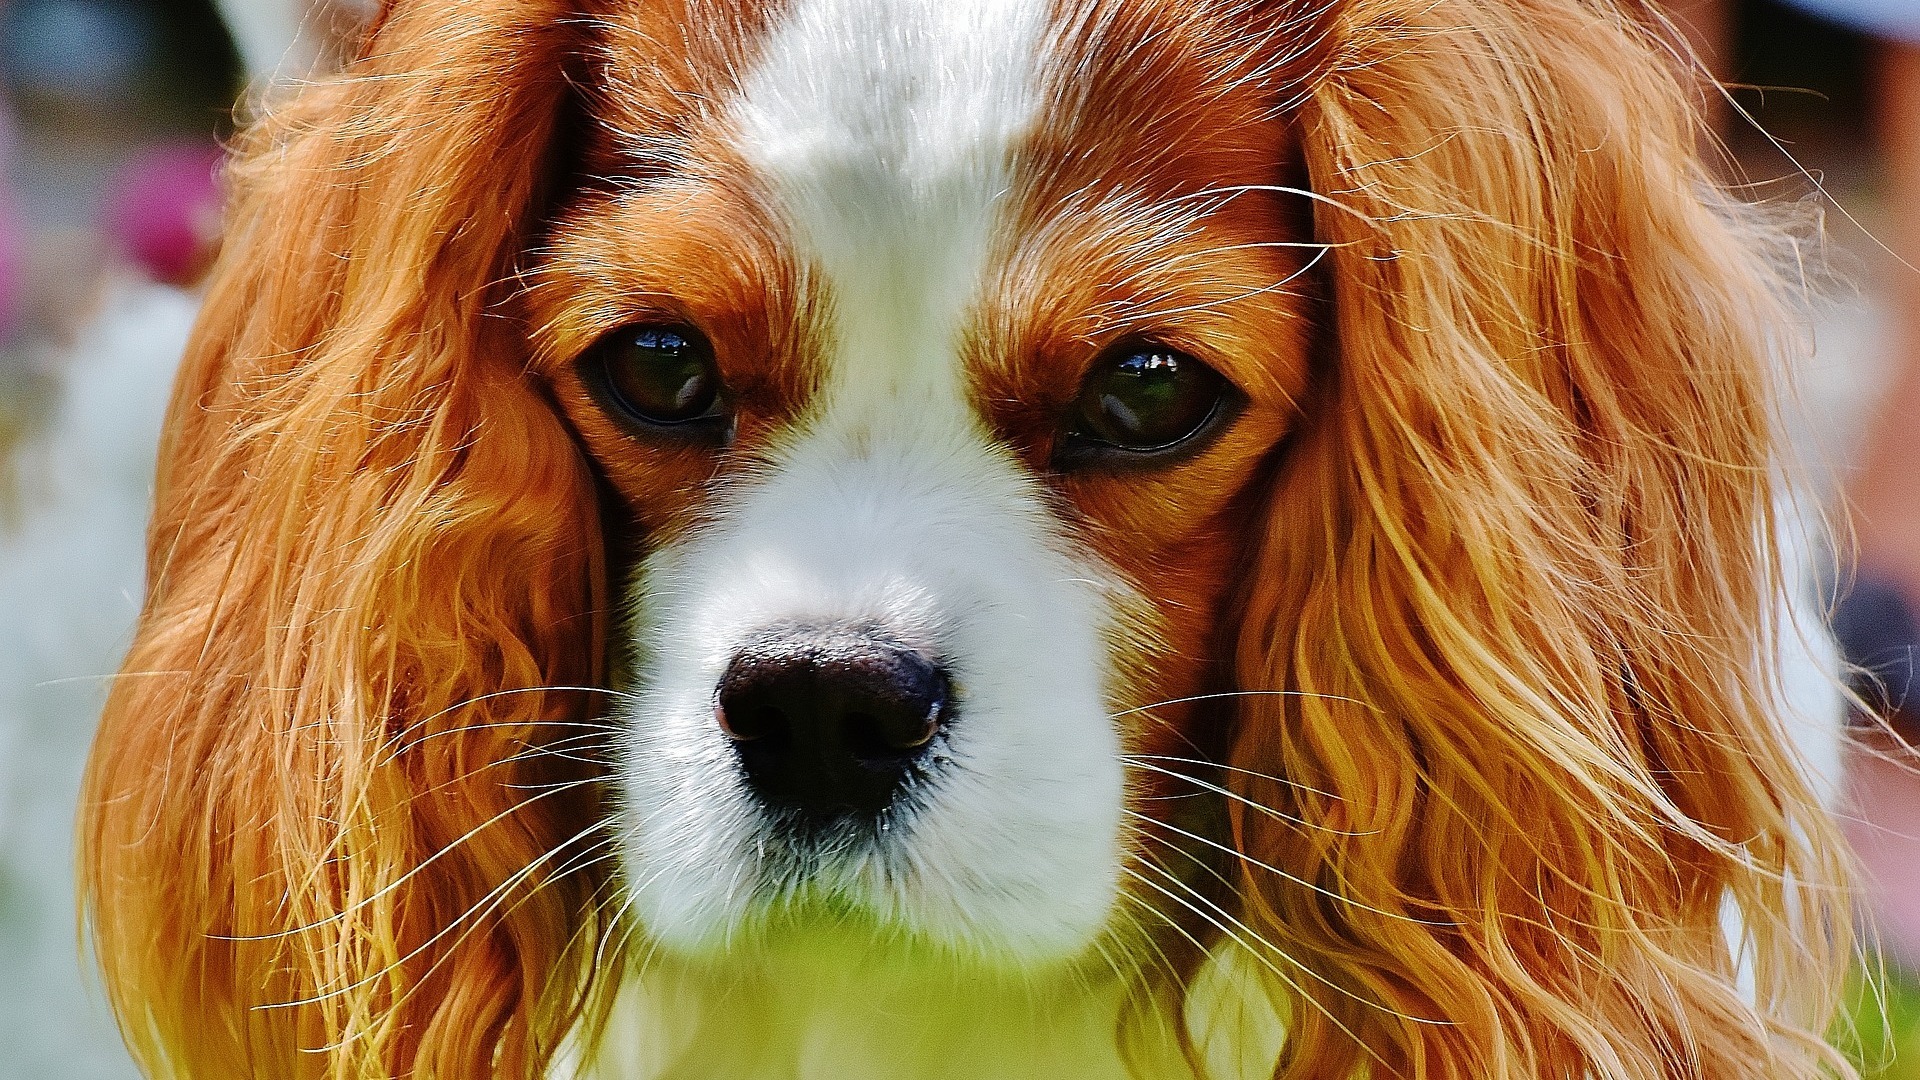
0, 110, 19, 342
105, 142, 225, 287
0, 195, 20, 343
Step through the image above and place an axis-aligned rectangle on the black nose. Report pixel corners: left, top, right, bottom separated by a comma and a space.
715, 625, 949, 821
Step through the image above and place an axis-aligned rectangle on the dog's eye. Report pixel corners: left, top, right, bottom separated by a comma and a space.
1057, 343, 1237, 467
585, 323, 727, 431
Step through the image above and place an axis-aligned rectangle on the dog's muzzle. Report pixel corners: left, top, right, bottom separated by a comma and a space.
613, 429, 1128, 960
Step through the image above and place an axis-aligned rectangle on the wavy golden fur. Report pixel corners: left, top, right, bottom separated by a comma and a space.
81, 0, 1853, 1077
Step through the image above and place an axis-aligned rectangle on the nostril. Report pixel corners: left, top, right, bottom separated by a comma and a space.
717, 700, 785, 743
844, 694, 942, 766
852, 676, 945, 754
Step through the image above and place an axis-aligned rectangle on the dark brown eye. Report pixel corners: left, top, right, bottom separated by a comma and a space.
585, 323, 726, 431
1057, 343, 1237, 467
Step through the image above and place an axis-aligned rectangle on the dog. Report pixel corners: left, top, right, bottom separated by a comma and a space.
78, 0, 1856, 1077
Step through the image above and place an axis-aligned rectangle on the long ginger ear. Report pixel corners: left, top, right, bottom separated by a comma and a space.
1225, 1, 1852, 1078
79, 5, 613, 1078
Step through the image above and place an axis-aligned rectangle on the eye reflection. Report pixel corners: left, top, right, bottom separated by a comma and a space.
1057, 343, 1236, 467
583, 322, 728, 432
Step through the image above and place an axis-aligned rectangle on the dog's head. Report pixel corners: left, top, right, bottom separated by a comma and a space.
83, 0, 1852, 1077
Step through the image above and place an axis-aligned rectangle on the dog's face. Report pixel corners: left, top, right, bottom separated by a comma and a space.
81, 0, 1859, 1076
525, 0, 1313, 963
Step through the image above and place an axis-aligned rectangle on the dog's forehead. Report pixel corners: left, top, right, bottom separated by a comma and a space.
730, 0, 1049, 195
718, 0, 1266, 246
709, 0, 1048, 427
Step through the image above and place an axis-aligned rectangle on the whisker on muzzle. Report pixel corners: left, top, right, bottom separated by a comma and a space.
1124, 841, 1447, 1031
376, 685, 634, 763
1117, 861, 1402, 1068
1119, 757, 1365, 832
255, 811, 618, 1015
1124, 808, 1448, 927
212, 776, 607, 944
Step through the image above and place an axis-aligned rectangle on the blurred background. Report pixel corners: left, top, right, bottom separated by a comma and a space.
1, 2, 236, 1074
2, 0, 1919, 1076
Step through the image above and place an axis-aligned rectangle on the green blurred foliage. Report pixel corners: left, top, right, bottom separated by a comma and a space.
1841, 962, 1920, 1079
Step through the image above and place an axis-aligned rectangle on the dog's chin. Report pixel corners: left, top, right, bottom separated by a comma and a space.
631, 890, 1121, 978
612, 793, 1127, 972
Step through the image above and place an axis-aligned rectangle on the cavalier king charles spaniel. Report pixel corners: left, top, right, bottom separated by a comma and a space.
80, 0, 1857, 1077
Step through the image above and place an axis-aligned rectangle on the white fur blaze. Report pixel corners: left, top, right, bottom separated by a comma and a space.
609, 0, 1130, 965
